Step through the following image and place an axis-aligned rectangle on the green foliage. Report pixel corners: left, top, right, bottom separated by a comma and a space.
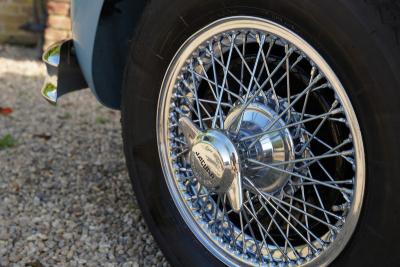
95, 116, 108, 124
0, 134, 17, 150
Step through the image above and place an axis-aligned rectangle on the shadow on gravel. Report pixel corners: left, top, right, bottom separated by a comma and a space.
0, 45, 42, 62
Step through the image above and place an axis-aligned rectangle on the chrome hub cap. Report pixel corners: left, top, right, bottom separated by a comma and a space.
157, 16, 365, 266
226, 101, 295, 194
179, 116, 243, 211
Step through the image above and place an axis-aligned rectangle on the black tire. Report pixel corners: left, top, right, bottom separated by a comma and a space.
121, 1, 400, 266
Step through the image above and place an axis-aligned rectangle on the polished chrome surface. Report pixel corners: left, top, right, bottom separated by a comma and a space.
225, 102, 295, 194
41, 41, 63, 104
179, 116, 201, 147
42, 41, 62, 67
41, 39, 89, 105
41, 76, 58, 104
179, 117, 243, 211
157, 16, 365, 267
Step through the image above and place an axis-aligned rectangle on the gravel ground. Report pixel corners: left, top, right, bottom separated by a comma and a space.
0, 45, 169, 267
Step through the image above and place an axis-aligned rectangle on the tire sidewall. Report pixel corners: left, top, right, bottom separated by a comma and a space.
122, 1, 400, 266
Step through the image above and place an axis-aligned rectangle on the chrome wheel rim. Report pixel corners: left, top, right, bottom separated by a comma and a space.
157, 16, 365, 266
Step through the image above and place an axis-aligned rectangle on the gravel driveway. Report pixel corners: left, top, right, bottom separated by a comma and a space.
0, 45, 169, 267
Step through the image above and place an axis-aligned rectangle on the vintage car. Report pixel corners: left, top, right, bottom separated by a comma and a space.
41, 0, 400, 266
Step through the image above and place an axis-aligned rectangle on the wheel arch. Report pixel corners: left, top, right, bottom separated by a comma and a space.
91, 0, 147, 109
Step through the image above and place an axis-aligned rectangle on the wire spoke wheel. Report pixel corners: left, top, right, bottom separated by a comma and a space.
157, 16, 365, 266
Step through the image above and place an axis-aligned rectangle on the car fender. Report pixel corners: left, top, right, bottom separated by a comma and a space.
72, 0, 147, 110
71, 0, 104, 105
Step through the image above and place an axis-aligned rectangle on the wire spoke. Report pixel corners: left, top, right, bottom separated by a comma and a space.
223, 47, 296, 131
298, 139, 352, 170
248, 74, 323, 148
195, 58, 219, 101
242, 204, 292, 262
254, 189, 320, 251
284, 197, 293, 254
285, 44, 292, 120
302, 129, 354, 164
295, 66, 317, 136
291, 179, 353, 186
238, 210, 247, 254
239, 33, 247, 96
185, 96, 233, 108
273, 54, 304, 89
308, 169, 335, 235
188, 62, 204, 129
246, 177, 342, 227
212, 35, 236, 128
182, 81, 215, 126
255, 38, 278, 101
307, 149, 353, 202
296, 100, 340, 154
300, 182, 311, 243
207, 42, 225, 126
232, 36, 265, 96
231, 34, 266, 132
241, 206, 263, 260
250, 150, 353, 170
245, 191, 273, 260
240, 107, 343, 142
247, 159, 352, 194
187, 69, 244, 102
255, 196, 300, 259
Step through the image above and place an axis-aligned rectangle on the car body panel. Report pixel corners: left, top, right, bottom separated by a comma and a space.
69, 0, 147, 110
71, 0, 105, 105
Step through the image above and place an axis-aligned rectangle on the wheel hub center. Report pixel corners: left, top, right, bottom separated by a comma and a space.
225, 102, 295, 193
190, 131, 239, 191
178, 117, 243, 212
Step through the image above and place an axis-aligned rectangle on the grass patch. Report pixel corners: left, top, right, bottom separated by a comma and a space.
96, 116, 108, 124
58, 112, 72, 120
0, 134, 17, 150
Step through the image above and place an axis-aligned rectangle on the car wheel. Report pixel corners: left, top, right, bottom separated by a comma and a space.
121, 1, 400, 266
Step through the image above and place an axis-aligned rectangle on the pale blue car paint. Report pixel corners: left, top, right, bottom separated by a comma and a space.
71, 0, 105, 105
